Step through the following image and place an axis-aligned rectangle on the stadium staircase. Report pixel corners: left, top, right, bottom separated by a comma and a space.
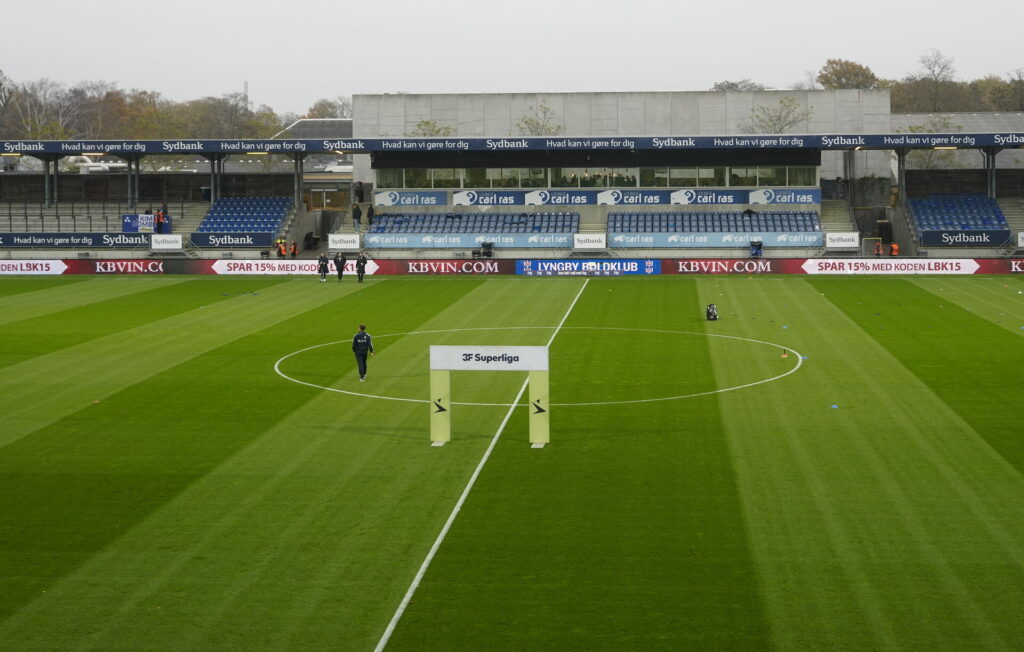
819, 199, 856, 232
997, 198, 1024, 253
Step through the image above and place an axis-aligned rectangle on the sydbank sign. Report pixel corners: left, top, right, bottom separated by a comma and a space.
919, 230, 1011, 247
190, 232, 275, 247
0, 233, 148, 248
150, 234, 183, 250
573, 233, 607, 249
328, 233, 360, 250
825, 232, 860, 249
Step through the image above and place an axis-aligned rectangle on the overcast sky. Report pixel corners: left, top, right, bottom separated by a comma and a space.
2, 0, 1021, 115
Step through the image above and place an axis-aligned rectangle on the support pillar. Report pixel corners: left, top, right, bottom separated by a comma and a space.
43, 158, 52, 208
896, 149, 907, 202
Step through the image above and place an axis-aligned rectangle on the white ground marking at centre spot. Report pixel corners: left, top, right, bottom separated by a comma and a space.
274, 327, 805, 407
371, 278, 590, 652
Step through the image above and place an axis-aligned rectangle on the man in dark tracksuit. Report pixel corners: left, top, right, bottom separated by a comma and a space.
355, 253, 367, 283
352, 324, 374, 381
333, 252, 347, 282
317, 253, 329, 283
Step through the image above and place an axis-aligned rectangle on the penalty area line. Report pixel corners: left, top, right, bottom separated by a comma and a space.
372, 278, 589, 652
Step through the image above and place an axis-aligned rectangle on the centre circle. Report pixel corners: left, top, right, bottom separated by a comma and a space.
274, 326, 804, 407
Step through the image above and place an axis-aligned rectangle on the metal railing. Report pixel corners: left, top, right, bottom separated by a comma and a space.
889, 203, 919, 256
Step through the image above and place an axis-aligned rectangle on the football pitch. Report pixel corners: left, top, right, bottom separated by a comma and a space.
0, 273, 1022, 650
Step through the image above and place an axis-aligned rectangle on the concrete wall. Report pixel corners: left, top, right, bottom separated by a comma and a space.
352, 90, 893, 182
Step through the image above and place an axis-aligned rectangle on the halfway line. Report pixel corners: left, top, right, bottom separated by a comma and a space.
373, 278, 590, 652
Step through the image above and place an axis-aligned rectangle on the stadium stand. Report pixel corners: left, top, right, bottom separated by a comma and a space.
607, 210, 821, 233
906, 194, 1009, 233
371, 212, 579, 233
0, 201, 209, 233
196, 197, 292, 233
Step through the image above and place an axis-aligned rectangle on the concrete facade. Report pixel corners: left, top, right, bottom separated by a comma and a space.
352, 90, 893, 183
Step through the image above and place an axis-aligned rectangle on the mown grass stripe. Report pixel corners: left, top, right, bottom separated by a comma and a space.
0, 277, 291, 372
0, 276, 91, 299
0, 278, 584, 649
385, 277, 772, 651
908, 277, 1024, 337
0, 276, 189, 327
810, 277, 1024, 473
710, 277, 1024, 650
0, 278, 364, 449
0, 276, 491, 637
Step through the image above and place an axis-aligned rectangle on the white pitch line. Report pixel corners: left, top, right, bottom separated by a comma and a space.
273, 326, 804, 408
373, 279, 589, 652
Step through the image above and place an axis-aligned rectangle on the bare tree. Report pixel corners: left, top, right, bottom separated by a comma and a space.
1009, 68, 1024, 111
790, 70, 821, 91
738, 96, 813, 134
515, 101, 563, 136
406, 120, 455, 137
900, 115, 964, 169
919, 49, 955, 84
711, 79, 767, 92
0, 69, 14, 137
72, 80, 127, 139
10, 79, 84, 139
919, 49, 956, 111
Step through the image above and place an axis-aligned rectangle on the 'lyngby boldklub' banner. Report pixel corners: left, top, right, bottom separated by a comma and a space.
517, 259, 661, 275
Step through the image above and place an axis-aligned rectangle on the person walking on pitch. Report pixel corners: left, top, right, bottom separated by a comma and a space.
355, 253, 368, 283
352, 324, 374, 381
333, 251, 347, 282
317, 252, 329, 283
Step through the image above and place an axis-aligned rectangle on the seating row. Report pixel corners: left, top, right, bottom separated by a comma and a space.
216, 197, 291, 205
198, 196, 292, 234
608, 211, 821, 233
372, 212, 580, 234
196, 224, 279, 233
907, 194, 1008, 232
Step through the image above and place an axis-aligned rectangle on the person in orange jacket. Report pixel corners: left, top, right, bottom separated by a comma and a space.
290, 242, 298, 258
873, 240, 883, 257
889, 242, 900, 256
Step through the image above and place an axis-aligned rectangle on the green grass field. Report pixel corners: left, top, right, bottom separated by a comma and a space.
0, 273, 1022, 651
